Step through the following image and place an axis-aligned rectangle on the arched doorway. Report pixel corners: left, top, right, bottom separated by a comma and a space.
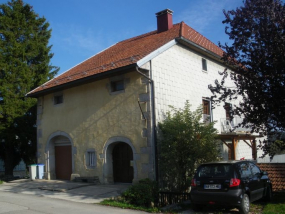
45, 132, 74, 180
112, 142, 134, 183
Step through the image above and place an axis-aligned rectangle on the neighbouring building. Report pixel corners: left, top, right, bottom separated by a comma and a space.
27, 9, 265, 183
0, 160, 26, 177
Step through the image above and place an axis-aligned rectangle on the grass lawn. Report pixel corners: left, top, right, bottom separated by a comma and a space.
250, 191, 285, 214
0, 180, 3, 185
100, 192, 285, 213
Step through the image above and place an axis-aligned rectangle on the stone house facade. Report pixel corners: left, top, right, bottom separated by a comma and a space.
27, 9, 261, 183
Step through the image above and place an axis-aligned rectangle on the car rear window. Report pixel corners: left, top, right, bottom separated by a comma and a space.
196, 164, 232, 178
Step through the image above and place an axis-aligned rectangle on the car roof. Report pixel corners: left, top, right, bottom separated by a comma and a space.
199, 160, 256, 165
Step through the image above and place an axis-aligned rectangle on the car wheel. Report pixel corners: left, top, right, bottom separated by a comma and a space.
264, 186, 272, 202
192, 203, 202, 212
239, 194, 250, 214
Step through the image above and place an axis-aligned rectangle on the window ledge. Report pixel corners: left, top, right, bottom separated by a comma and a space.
110, 89, 125, 96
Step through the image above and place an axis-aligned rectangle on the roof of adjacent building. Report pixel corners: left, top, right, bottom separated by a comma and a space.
258, 163, 285, 192
27, 21, 224, 97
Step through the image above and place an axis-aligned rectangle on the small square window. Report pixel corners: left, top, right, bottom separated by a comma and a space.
87, 151, 96, 167
54, 94, 63, 105
111, 80, 124, 92
202, 58, 207, 71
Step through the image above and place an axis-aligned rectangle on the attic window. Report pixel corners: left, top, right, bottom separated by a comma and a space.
111, 80, 124, 92
202, 58, 207, 72
54, 94, 63, 105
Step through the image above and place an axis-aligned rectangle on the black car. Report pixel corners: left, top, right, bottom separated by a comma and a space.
190, 160, 272, 214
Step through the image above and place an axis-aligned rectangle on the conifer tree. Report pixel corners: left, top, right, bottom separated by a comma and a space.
0, 0, 58, 175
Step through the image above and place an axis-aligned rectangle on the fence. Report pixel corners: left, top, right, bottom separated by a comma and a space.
159, 191, 191, 207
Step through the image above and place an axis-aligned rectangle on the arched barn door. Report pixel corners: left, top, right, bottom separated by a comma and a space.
112, 142, 133, 183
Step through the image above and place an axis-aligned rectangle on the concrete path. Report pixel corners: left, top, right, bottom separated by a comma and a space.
0, 179, 130, 204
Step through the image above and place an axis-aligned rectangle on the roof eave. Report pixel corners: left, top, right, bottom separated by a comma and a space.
27, 63, 137, 98
137, 39, 177, 67
177, 37, 222, 61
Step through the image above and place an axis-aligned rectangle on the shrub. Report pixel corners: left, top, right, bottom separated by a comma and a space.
122, 178, 158, 207
158, 101, 220, 192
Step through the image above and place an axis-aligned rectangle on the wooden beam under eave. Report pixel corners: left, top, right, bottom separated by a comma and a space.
243, 140, 252, 148
231, 138, 236, 160
252, 139, 257, 160
221, 139, 231, 150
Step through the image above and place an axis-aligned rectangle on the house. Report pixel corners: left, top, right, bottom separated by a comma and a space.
27, 9, 262, 183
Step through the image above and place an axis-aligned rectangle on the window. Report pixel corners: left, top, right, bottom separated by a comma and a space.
197, 164, 232, 178
203, 99, 210, 115
238, 162, 252, 179
85, 149, 96, 169
54, 94, 63, 105
250, 163, 261, 176
202, 58, 207, 71
224, 103, 232, 121
111, 80, 124, 92
202, 99, 211, 123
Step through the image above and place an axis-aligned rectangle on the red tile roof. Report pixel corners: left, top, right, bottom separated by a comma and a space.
27, 22, 224, 97
258, 163, 285, 192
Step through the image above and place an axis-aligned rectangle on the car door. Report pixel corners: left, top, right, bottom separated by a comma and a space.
238, 162, 257, 201
250, 162, 265, 200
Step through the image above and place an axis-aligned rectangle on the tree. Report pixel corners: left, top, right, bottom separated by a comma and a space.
209, 0, 285, 159
158, 101, 221, 192
0, 0, 58, 175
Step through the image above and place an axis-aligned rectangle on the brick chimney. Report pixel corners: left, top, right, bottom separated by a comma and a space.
156, 9, 173, 33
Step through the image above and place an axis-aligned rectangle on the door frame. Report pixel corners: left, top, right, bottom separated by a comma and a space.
45, 131, 75, 180
102, 136, 138, 184
112, 142, 134, 183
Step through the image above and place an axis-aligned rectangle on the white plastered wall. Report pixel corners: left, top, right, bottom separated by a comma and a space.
144, 43, 254, 160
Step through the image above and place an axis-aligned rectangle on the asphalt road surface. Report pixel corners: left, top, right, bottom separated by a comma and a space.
0, 191, 147, 214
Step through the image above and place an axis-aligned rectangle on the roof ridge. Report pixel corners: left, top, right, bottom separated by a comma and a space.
119, 30, 157, 44
119, 23, 182, 44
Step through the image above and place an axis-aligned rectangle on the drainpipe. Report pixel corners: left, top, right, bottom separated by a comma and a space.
136, 61, 158, 182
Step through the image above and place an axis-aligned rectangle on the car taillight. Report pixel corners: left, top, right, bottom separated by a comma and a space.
230, 178, 240, 187
191, 179, 196, 187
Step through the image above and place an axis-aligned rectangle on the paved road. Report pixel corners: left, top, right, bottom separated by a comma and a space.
0, 191, 147, 214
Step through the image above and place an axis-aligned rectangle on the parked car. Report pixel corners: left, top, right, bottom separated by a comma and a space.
190, 160, 272, 214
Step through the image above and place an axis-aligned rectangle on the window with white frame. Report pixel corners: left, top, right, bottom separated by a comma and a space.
85, 149, 96, 169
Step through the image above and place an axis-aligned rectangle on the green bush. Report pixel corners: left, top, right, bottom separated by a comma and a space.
122, 178, 158, 207
158, 101, 220, 192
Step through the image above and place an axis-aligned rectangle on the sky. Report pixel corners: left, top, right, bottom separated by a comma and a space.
0, 0, 244, 76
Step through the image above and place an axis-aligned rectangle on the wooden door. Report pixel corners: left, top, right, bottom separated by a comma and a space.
55, 145, 72, 180
112, 143, 133, 183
